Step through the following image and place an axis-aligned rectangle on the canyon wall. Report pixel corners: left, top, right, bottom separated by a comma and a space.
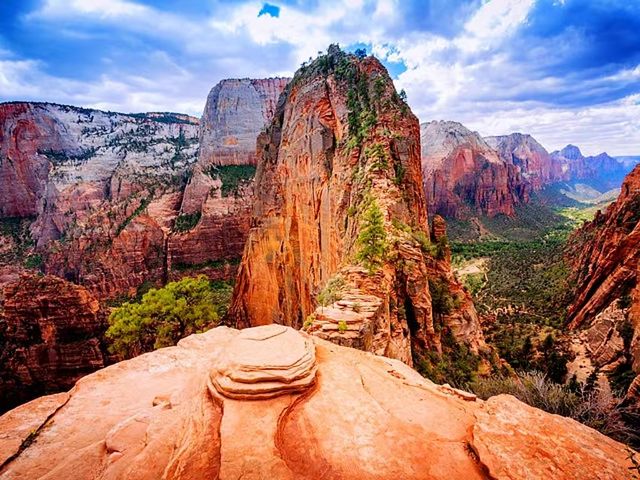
421, 121, 529, 218
566, 164, 640, 397
229, 47, 485, 365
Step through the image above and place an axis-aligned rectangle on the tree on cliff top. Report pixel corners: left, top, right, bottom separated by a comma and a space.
356, 201, 388, 272
106, 275, 232, 358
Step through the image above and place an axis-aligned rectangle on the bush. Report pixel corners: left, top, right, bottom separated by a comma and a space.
429, 278, 459, 315
106, 276, 232, 358
174, 211, 201, 232
470, 371, 638, 446
356, 201, 387, 272
317, 275, 346, 307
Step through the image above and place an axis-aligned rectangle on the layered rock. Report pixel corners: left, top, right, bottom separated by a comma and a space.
485, 133, 560, 190
421, 121, 529, 218
0, 274, 109, 413
229, 47, 485, 365
566, 164, 640, 394
0, 325, 634, 479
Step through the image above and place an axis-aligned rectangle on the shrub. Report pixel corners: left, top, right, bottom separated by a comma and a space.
317, 275, 346, 307
24, 254, 43, 270
429, 278, 459, 315
356, 201, 387, 272
207, 165, 256, 196
174, 211, 201, 232
469, 371, 638, 446
338, 320, 348, 333
106, 276, 232, 358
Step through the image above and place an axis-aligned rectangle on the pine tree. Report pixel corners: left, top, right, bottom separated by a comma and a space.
356, 201, 387, 272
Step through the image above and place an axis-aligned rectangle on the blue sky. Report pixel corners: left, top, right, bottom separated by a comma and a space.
1, 0, 639, 155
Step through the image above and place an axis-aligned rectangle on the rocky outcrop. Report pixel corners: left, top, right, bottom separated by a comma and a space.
0, 325, 634, 479
485, 133, 561, 190
421, 121, 529, 218
0, 274, 109, 413
566, 165, 640, 391
229, 47, 485, 365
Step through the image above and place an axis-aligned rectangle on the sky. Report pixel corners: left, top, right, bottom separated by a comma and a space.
1, 0, 639, 155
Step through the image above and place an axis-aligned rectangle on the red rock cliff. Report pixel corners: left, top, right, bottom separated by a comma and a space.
566, 165, 640, 382
229, 47, 486, 364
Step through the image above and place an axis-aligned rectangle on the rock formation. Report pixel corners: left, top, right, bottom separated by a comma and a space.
566, 164, 640, 396
198, 78, 290, 167
0, 274, 109, 413
421, 121, 529, 218
168, 78, 289, 279
229, 47, 485, 365
0, 325, 634, 479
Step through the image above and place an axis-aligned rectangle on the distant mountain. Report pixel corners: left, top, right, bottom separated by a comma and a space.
421, 121, 529, 219
616, 155, 640, 169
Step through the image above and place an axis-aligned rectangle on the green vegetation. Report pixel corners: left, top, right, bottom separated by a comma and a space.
317, 275, 346, 307
364, 143, 388, 171
106, 276, 232, 358
0, 216, 35, 264
174, 211, 202, 232
415, 330, 480, 387
173, 257, 241, 272
24, 254, 43, 270
356, 201, 387, 272
429, 279, 460, 316
338, 320, 348, 333
116, 196, 151, 235
39, 147, 97, 166
207, 165, 256, 197
470, 371, 637, 446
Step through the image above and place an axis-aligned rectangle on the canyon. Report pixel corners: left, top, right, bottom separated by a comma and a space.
0, 78, 287, 409
420, 122, 635, 220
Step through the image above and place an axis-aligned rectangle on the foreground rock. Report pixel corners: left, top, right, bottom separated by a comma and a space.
0, 325, 633, 479
229, 46, 486, 364
0, 274, 109, 412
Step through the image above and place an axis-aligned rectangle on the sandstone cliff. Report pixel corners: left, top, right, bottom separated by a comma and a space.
566, 165, 640, 386
0, 325, 633, 479
229, 47, 485, 365
551, 144, 630, 190
0, 274, 109, 413
421, 121, 529, 218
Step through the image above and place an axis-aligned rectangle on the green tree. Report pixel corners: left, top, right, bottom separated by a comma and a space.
106, 276, 232, 358
356, 201, 388, 272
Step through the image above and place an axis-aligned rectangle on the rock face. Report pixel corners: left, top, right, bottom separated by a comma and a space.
0, 325, 634, 479
198, 78, 290, 167
229, 48, 485, 365
485, 133, 561, 191
566, 165, 640, 393
421, 121, 529, 218
0, 274, 109, 413
169, 78, 289, 279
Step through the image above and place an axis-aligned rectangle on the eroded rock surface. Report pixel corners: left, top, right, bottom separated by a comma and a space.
0, 325, 633, 480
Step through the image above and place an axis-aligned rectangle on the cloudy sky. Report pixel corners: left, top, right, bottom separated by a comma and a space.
1, 0, 639, 155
